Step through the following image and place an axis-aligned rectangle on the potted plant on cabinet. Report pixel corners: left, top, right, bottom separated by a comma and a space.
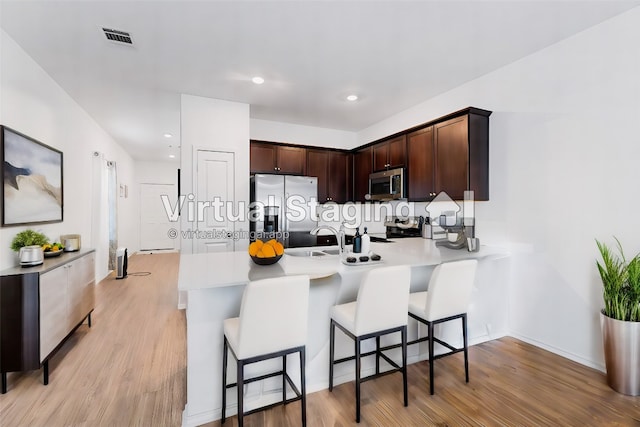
10, 229, 49, 251
10, 229, 50, 266
596, 238, 640, 396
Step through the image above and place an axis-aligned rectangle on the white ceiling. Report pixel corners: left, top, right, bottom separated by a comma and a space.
1, 1, 638, 162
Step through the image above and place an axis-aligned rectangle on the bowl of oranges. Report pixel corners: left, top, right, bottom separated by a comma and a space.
248, 239, 285, 265
42, 242, 64, 257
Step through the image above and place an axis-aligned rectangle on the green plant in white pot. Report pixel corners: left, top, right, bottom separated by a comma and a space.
10, 229, 49, 251
596, 238, 640, 396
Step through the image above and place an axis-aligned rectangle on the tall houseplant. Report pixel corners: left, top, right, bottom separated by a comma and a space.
596, 238, 640, 396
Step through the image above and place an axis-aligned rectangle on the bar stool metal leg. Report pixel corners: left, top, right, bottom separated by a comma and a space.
282, 354, 287, 403
428, 322, 435, 395
237, 360, 244, 427
300, 347, 307, 427
221, 337, 228, 423
402, 326, 408, 406
355, 337, 362, 423
329, 320, 335, 391
375, 336, 381, 375
463, 314, 469, 383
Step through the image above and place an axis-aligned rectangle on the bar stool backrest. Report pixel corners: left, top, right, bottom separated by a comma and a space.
354, 265, 411, 336
237, 275, 310, 359
424, 260, 477, 322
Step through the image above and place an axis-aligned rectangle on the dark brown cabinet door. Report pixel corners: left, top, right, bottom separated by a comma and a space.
353, 147, 372, 201
250, 142, 306, 175
407, 126, 435, 200
372, 136, 406, 171
387, 135, 406, 169
434, 116, 469, 200
306, 150, 330, 202
307, 150, 348, 203
372, 143, 389, 172
250, 142, 278, 173
328, 152, 348, 203
277, 146, 306, 175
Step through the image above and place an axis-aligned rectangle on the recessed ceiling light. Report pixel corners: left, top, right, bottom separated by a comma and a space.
164, 133, 172, 138
169, 154, 176, 159
252, 76, 265, 85
346, 95, 358, 102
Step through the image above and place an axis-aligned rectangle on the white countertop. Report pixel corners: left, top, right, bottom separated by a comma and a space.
178, 238, 508, 291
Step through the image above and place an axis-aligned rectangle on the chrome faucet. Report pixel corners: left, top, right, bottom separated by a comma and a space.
310, 224, 346, 256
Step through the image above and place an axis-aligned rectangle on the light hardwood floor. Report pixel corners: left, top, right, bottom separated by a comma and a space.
1, 253, 639, 426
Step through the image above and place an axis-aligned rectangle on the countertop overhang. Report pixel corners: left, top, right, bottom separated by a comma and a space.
177, 238, 508, 291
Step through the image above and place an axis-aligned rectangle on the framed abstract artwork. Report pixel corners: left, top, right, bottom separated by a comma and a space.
1, 125, 63, 226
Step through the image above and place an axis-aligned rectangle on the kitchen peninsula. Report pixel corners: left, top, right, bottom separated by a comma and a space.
178, 239, 508, 427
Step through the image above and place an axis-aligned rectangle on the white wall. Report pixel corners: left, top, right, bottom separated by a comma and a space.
180, 95, 250, 254
0, 29, 137, 278
135, 160, 179, 185
356, 7, 640, 370
251, 118, 357, 149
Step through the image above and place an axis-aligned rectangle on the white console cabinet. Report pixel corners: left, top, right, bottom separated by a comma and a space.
0, 249, 95, 393
39, 252, 95, 362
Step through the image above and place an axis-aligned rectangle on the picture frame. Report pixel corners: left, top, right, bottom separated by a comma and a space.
1, 125, 64, 227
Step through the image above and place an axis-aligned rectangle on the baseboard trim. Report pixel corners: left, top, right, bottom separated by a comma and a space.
508, 332, 605, 372
182, 404, 218, 427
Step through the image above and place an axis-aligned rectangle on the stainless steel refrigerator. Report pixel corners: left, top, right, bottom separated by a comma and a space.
250, 174, 318, 248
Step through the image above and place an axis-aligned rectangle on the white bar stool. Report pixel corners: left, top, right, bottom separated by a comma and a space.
329, 265, 411, 423
221, 275, 310, 427
408, 259, 478, 395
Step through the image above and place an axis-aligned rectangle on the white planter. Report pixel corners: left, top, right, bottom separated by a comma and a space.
600, 311, 640, 396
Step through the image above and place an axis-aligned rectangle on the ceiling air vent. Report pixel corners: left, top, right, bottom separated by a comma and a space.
102, 27, 133, 45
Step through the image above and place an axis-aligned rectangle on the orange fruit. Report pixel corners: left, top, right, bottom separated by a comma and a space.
272, 241, 284, 256
248, 240, 263, 256
261, 244, 276, 258
256, 249, 266, 258
266, 239, 277, 247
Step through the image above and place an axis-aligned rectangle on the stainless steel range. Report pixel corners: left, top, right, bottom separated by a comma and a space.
384, 216, 423, 238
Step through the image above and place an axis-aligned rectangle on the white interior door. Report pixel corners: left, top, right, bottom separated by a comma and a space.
195, 150, 235, 253
140, 183, 176, 250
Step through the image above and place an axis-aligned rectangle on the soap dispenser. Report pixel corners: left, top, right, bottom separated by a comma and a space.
353, 227, 362, 253
361, 227, 370, 254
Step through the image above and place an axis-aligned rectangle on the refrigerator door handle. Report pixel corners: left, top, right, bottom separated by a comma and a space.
283, 192, 289, 233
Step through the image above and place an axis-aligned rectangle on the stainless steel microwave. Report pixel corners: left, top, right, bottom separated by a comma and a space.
368, 168, 404, 200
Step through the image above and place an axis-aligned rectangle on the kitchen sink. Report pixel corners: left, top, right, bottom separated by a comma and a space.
286, 250, 327, 257
321, 249, 341, 255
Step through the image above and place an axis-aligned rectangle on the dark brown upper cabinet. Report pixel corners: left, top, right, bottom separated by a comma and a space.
307, 149, 349, 203
434, 116, 470, 200
250, 141, 306, 175
353, 147, 372, 202
407, 126, 435, 200
406, 108, 490, 201
372, 135, 406, 172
